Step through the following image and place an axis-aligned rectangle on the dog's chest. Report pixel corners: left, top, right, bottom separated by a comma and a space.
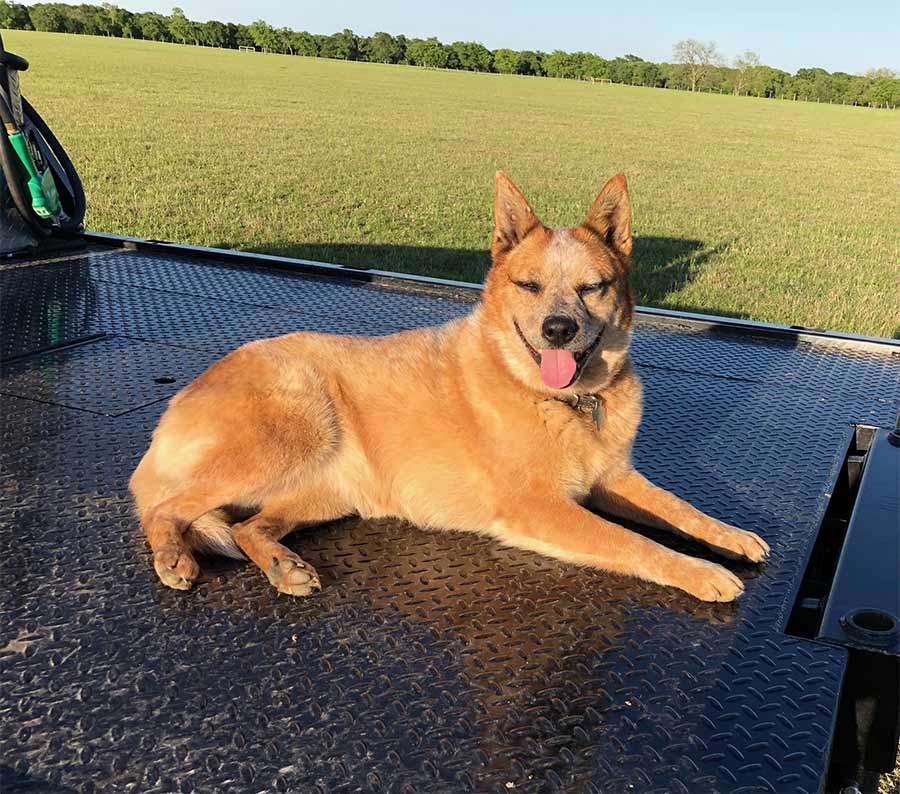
539, 402, 632, 497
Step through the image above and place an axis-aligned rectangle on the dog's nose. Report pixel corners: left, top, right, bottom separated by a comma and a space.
541, 315, 579, 346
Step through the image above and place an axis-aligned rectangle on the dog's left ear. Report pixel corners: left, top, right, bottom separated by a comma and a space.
583, 173, 633, 261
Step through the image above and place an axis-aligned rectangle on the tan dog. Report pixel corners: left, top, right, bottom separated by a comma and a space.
130, 172, 769, 602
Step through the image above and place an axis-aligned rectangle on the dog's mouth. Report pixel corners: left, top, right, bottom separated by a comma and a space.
514, 320, 605, 389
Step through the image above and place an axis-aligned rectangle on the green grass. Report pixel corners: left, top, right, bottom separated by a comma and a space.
7, 31, 900, 337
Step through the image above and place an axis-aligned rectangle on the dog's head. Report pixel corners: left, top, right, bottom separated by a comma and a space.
482, 171, 635, 394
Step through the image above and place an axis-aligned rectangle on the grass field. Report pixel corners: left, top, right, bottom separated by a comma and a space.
6, 31, 900, 337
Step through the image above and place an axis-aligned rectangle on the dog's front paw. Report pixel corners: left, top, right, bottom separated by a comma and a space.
153, 545, 199, 590
711, 524, 770, 563
676, 558, 745, 602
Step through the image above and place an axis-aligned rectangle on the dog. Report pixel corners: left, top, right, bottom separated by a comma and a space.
130, 172, 769, 602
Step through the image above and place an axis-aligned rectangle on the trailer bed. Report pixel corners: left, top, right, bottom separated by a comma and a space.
1, 239, 898, 793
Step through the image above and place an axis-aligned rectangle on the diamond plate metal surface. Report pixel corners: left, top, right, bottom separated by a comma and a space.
0, 336, 217, 416
2, 246, 899, 793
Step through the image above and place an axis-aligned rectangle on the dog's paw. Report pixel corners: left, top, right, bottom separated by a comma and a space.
712, 524, 770, 563
676, 558, 745, 602
266, 554, 321, 597
153, 545, 199, 590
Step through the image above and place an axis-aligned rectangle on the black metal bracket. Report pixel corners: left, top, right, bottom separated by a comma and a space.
818, 428, 900, 656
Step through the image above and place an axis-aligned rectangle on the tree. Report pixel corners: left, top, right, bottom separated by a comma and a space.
199, 20, 228, 47
492, 48, 523, 74
844, 76, 869, 105
607, 57, 635, 83
119, 10, 137, 38
672, 39, 722, 91
336, 28, 360, 60
290, 31, 318, 57
633, 60, 661, 87
451, 41, 492, 72
790, 67, 832, 102
99, 3, 125, 37
232, 23, 254, 48
542, 50, 575, 78
518, 51, 544, 76
27, 4, 66, 32
744, 64, 787, 98
276, 27, 294, 54
248, 19, 279, 51
168, 7, 196, 45
2, 2, 895, 110
136, 12, 169, 41
869, 77, 898, 107
406, 37, 448, 68
0, 1, 33, 30
811, 71, 833, 102
443, 46, 460, 70
572, 52, 607, 80
732, 50, 760, 95
368, 31, 403, 63
319, 29, 360, 60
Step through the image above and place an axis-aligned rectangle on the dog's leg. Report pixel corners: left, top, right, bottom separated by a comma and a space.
232, 492, 351, 597
494, 496, 745, 601
589, 469, 770, 563
141, 490, 228, 590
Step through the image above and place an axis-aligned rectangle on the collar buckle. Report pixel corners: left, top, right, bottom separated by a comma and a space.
566, 394, 603, 430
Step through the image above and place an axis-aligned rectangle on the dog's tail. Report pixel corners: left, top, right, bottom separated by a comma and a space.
184, 509, 245, 560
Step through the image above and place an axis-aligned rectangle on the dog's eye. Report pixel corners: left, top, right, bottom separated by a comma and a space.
513, 280, 542, 294
578, 282, 610, 297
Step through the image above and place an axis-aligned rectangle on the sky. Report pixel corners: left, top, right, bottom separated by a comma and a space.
115, 0, 897, 75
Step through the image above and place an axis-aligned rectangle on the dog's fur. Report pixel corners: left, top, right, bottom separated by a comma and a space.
130, 172, 769, 601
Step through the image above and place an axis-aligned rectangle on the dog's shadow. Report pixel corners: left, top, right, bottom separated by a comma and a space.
187, 512, 754, 629
216, 237, 746, 320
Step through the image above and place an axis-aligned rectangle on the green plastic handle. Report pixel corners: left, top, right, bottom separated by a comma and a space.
8, 130, 60, 219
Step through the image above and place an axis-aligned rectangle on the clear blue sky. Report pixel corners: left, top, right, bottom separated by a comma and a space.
124, 0, 898, 75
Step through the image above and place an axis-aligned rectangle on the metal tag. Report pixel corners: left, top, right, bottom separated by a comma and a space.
575, 395, 602, 430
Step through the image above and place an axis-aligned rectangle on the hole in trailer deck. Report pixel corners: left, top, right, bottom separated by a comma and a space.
154, 376, 176, 384
843, 609, 898, 636
785, 425, 876, 640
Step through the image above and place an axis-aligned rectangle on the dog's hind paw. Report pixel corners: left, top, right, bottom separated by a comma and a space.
266, 554, 321, 597
153, 545, 199, 590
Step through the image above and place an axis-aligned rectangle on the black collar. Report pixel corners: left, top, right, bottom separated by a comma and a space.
554, 393, 603, 429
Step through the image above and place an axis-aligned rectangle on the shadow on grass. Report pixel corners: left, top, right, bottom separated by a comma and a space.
235, 236, 747, 320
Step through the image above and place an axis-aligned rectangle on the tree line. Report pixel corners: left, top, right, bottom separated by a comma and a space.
2, 2, 898, 108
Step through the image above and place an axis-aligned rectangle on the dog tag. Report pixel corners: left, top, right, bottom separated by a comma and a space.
591, 397, 602, 430
574, 395, 602, 430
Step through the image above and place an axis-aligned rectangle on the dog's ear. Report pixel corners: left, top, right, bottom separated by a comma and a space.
583, 173, 633, 261
493, 171, 540, 256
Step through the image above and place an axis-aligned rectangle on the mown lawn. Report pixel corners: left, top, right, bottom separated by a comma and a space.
7, 31, 899, 336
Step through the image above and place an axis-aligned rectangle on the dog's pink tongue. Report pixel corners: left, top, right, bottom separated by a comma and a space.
540, 349, 577, 389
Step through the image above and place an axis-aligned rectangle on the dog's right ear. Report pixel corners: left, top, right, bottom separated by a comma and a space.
492, 171, 540, 257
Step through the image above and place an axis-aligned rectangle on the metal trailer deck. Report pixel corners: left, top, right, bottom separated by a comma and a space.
1, 235, 898, 794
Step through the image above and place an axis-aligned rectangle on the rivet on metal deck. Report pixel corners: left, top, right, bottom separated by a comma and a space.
2, 245, 898, 793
